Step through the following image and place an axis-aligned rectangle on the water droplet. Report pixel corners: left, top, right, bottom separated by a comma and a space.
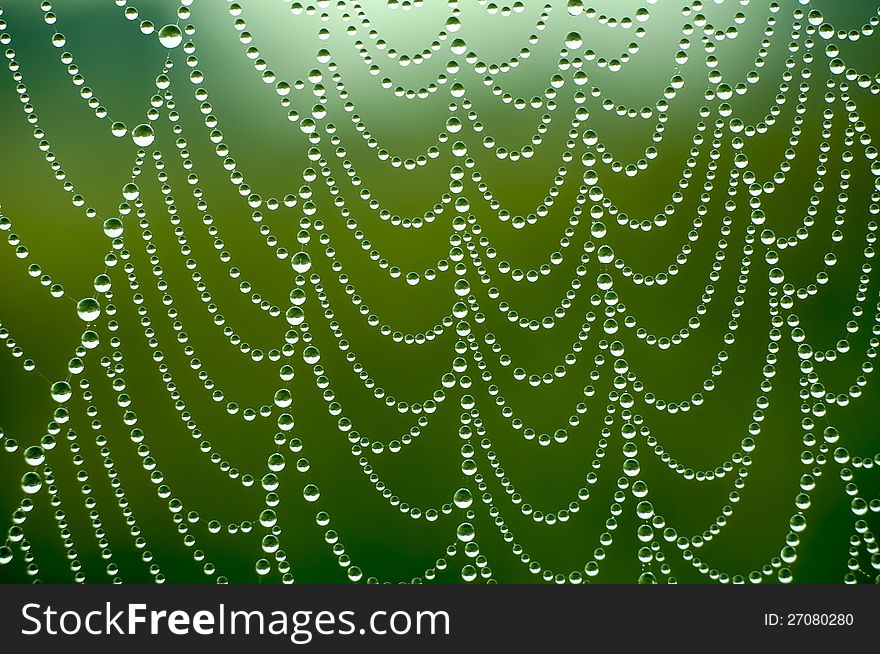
0, 546, 12, 565
94, 274, 112, 293
286, 306, 305, 325
456, 522, 475, 542
303, 483, 320, 502
23, 445, 45, 466
303, 346, 320, 365
131, 123, 155, 147
21, 471, 42, 494
76, 298, 101, 322
453, 488, 473, 509
769, 268, 785, 284
291, 251, 312, 273
122, 182, 140, 200
638, 571, 657, 584
261, 534, 280, 553
103, 217, 124, 238
50, 380, 72, 403
267, 453, 286, 472
158, 24, 183, 48
565, 32, 583, 49
255, 559, 272, 575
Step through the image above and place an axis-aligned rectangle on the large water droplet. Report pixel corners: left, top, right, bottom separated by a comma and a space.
50, 381, 72, 403
24, 445, 46, 466
103, 217, 124, 238
303, 483, 320, 502
291, 251, 312, 273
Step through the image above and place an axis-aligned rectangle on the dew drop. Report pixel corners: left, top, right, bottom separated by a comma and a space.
50, 380, 72, 403
453, 488, 473, 509
286, 306, 305, 326
267, 453, 286, 472
0, 546, 12, 565
769, 267, 785, 284
23, 445, 45, 466
94, 274, 112, 293
158, 24, 183, 48
131, 123, 155, 147
103, 217, 124, 238
303, 346, 320, 365
303, 483, 321, 502
261, 534, 280, 554
456, 522, 475, 542
76, 297, 101, 322
21, 471, 42, 495
122, 182, 140, 201
255, 559, 272, 575
291, 251, 312, 273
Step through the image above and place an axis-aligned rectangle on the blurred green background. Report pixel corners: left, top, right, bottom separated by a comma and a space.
0, 0, 879, 583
